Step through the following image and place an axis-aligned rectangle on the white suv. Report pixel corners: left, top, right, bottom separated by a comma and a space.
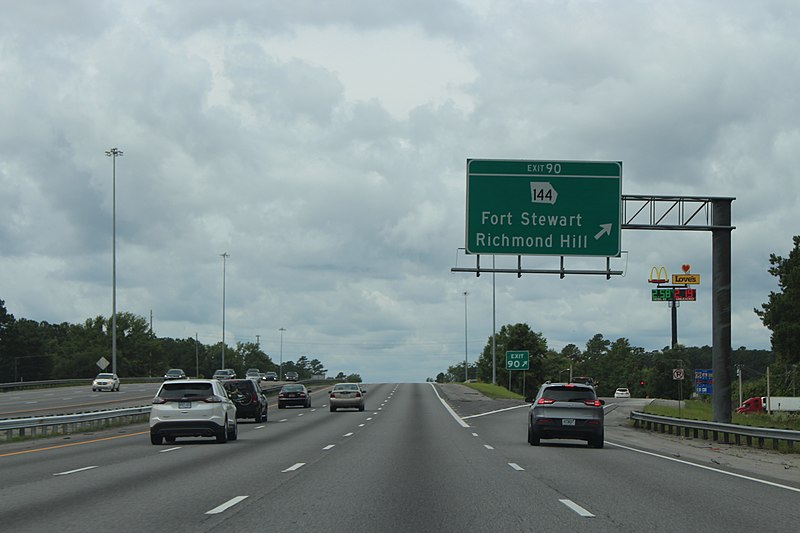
149, 379, 238, 444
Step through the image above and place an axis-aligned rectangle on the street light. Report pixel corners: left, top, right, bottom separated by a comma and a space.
463, 291, 469, 382
220, 252, 229, 369
279, 327, 286, 380
105, 147, 123, 374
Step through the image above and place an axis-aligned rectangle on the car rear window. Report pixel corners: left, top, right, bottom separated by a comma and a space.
281, 385, 303, 392
223, 381, 255, 394
334, 384, 359, 391
541, 386, 596, 401
159, 382, 213, 399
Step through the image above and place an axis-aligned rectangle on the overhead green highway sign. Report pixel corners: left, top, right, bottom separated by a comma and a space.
466, 159, 622, 256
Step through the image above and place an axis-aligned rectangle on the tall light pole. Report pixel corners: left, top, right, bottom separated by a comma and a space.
105, 147, 123, 374
463, 291, 469, 382
279, 327, 286, 380
220, 252, 229, 369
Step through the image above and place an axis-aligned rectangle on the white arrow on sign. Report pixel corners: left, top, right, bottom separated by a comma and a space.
594, 224, 612, 240
530, 182, 558, 204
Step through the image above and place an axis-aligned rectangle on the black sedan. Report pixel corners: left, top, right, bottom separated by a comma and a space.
278, 384, 311, 408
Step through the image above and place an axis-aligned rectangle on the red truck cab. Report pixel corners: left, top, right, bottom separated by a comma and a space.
736, 396, 764, 414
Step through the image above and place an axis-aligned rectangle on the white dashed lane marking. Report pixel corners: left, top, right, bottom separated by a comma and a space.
206, 496, 248, 515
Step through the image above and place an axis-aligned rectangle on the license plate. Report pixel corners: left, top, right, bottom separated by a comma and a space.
562, 418, 575, 426
178, 401, 192, 409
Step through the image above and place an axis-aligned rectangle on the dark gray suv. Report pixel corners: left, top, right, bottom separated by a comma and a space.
527, 382, 605, 448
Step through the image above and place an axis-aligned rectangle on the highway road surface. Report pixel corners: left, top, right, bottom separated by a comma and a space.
1, 383, 798, 532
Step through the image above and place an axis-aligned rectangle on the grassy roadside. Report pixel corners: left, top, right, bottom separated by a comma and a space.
643, 399, 800, 431
462, 382, 524, 400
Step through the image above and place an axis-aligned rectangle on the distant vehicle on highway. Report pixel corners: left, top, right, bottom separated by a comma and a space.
212, 369, 236, 380
570, 376, 596, 387
149, 379, 237, 444
163, 368, 187, 380
264, 371, 278, 381
527, 382, 605, 448
614, 387, 631, 398
245, 369, 262, 381
329, 383, 365, 412
92, 373, 120, 392
285, 371, 299, 381
278, 384, 311, 408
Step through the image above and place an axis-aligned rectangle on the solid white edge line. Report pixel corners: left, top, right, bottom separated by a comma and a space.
559, 499, 595, 517
282, 463, 306, 472
206, 496, 248, 515
508, 463, 524, 471
159, 447, 182, 453
462, 403, 530, 419
53, 465, 98, 476
607, 441, 800, 493
429, 382, 470, 428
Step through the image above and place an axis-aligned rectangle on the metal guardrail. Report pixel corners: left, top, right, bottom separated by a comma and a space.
0, 377, 164, 392
630, 411, 800, 451
1, 406, 152, 441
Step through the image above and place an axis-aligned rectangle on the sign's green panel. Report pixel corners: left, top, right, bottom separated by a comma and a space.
466, 159, 622, 257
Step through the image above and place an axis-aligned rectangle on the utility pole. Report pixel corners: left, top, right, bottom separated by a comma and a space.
220, 252, 229, 369
105, 147, 122, 374
279, 327, 286, 380
463, 291, 469, 382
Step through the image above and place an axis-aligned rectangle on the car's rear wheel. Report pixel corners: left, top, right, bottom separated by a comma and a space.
255, 409, 263, 423
278, 402, 285, 409
165, 436, 176, 444
330, 406, 336, 412
527, 425, 540, 446
589, 431, 604, 448
216, 419, 229, 443
227, 418, 238, 441
150, 432, 163, 445
359, 404, 365, 412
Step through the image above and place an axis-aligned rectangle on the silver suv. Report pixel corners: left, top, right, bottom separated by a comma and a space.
149, 379, 238, 444
527, 382, 605, 448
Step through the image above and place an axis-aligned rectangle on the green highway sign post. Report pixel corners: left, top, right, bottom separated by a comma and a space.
466, 159, 622, 256
506, 350, 530, 371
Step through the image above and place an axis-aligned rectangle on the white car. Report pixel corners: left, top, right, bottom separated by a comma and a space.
92, 373, 120, 392
614, 387, 631, 398
149, 379, 238, 444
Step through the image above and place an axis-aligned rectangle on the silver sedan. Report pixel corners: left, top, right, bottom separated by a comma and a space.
329, 383, 365, 412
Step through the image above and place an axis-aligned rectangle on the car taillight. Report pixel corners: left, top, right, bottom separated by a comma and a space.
299, 393, 306, 398
152, 397, 167, 404
330, 393, 336, 398
537, 397, 555, 405
584, 400, 602, 407
252, 393, 258, 403
203, 396, 222, 403
355, 392, 361, 398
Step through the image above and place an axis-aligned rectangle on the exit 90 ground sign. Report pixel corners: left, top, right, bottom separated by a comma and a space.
506, 351, 530, 371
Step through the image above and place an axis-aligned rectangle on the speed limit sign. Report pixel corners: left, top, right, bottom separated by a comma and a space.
673, 368, 685, 380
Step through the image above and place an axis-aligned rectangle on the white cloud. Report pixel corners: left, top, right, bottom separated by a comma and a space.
1, 0, 797, 383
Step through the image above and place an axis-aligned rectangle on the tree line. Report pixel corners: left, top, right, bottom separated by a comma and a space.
0, 303, 361, 382
434, 324, 781, 402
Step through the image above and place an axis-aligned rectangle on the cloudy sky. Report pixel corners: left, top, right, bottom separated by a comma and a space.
1, 1, 797, 383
